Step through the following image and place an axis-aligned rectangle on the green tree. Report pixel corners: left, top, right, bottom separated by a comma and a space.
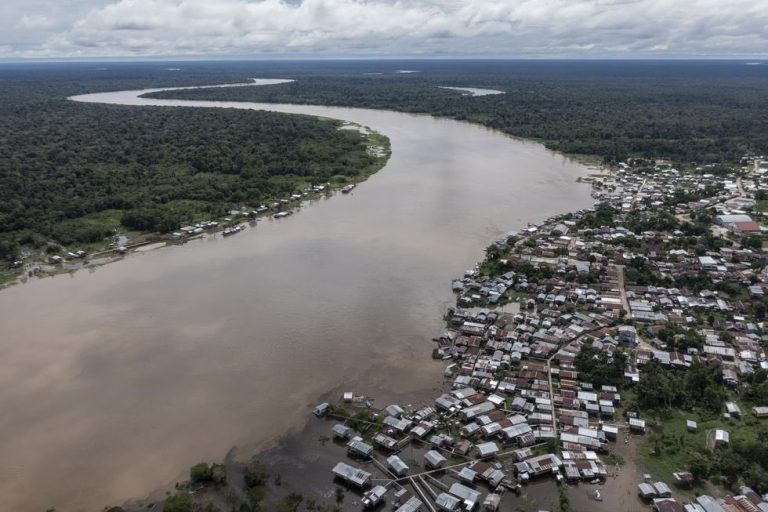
163, 493, 193, 512
688, 451, 712, 480
190, 463, 213, 484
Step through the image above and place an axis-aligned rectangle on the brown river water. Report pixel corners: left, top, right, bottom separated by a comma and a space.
0, 83, 594, 511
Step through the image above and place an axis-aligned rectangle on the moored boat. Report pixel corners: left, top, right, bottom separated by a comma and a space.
222, 225, 244, 236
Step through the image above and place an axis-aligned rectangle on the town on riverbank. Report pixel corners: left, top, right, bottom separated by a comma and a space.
107, 155, 768, 512
294, 156, 768, 512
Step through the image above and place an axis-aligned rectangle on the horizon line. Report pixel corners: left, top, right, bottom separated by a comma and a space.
1, 55, 766, 65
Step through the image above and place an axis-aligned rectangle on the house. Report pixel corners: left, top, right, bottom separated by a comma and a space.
752, 406, 768, 418
462, 401, 496, 420
424, 450, 447, 469
387, 455, 410, 477
332, 424, 353, 440
383, 416, 412, 432
476, 441, 500, 458
448, 483, 481, 511
723, 370, 740, 389
725, 402, 742, 418
714, 429, 730, 447
686, 420, 698, 433
483, 493, 502, 511
347, 439, 374, 459
457, 467, 477, 484
313, 403, 330, 417
362, 485, 387, 508
332, 462, 371, 488
653, 498, 685, 512
526, 453, 563, 476
714, 214, 753, 227
374, 433, 399, 451
618, 325, 638, 345
731, 221, 761, 233
696, 495, 727, 512
639, 483, 658, 500
602, 425, 619, 440
436, 493, 461, 512
629, 417, 646, 433
673, 472, 694, 487
411, 422, 435, 439
394, 496, 423, 512
654, 482, 673, 498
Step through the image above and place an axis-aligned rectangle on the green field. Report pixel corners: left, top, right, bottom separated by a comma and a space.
636, 405, 765, 495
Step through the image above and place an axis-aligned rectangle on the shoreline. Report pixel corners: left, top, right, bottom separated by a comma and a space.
0, 121, 391, 293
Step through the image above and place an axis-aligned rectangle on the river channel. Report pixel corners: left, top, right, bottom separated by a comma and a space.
0, 82, 594, 511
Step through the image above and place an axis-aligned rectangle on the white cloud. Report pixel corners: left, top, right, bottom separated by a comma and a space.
18, 15, 54, 30
3, 0, 768, 58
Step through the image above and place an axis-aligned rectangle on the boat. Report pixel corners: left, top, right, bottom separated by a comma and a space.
593, 490, 602, 501
222, 225, 243, 236
341, 184, 356, 193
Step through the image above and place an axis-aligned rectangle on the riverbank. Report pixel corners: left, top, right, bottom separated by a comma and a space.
0, 123, 390, 293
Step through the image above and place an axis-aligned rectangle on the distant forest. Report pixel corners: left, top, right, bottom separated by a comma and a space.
148, 60, 768, 164
0, 64, 382, 260
2, 60, 767, 262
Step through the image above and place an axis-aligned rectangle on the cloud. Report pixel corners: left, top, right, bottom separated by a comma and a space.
18, 15, 54, 30
3, 0, 768, 58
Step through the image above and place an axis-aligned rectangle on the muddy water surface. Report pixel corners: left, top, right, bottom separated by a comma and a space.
0, 84, 594, 510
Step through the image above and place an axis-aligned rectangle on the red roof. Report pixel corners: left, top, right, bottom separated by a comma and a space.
733, 221, 760, 233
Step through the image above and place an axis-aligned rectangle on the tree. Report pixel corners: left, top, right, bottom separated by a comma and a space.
743, 235, 763, 250
637, 363, 678, 410
277, 493, 304, 512
243, 461, 269, 489
717, 451, 745, 485
335, 487, 344, 505
688, 451, 712, 480
163, 493, 193, 512
190, 463, 213, 484
559, 486, 572, 512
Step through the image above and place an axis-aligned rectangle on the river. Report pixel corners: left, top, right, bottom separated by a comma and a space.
0, 82, 595, 511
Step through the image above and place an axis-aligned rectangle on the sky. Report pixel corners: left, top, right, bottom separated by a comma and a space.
1, 0, 768, 60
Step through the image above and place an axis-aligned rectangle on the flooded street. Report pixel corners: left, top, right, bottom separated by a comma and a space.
0, 85, 594, 511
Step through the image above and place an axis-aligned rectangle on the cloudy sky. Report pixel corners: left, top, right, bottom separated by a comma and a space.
2, 0, 767, 59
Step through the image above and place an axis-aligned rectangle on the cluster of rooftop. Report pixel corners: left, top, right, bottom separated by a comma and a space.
314, 156, 768, 511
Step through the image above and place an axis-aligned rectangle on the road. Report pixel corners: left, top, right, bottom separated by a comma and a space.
615, 264, 630, 318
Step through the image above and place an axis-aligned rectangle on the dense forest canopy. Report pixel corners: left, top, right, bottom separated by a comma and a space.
146, 59, 768, 164
0, 62, 382, 260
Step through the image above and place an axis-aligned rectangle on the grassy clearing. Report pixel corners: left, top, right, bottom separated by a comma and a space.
755, 199, 768, 213
366, 130, 391, 151
0, 270, 19, 286
636, 405, 764, 496
72, 209, 123, 231
603, 453, 625, 466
